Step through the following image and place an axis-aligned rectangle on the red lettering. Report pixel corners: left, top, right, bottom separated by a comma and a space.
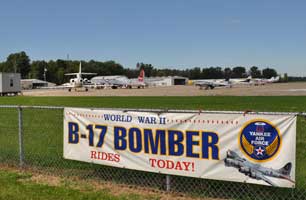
91, 151, 97, 159
166, 160, 174, 169
114, 154, 120, 162
157, 159, 166, 168
149, 158, 195, 172
108, 153, 114, 161
90, 151, 121, 163
174, 161, 183, 171
149, 158, 157, 167
182, 161, 191, 171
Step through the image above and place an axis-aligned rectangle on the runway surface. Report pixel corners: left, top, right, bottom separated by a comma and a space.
22, 82, 306, 96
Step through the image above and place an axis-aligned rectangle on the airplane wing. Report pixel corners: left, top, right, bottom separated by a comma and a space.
38, 85, 73, 89
81, 73, 97, 75
65, 73, 78, 76
257, 173, 277, 186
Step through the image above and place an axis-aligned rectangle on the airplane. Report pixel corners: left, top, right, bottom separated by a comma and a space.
40, 62, 97, 91
63, 62, 97, 91
228, 76, 253, 85
252, 76, 280, 86
224, 150, 295, 186
193, 76, 253, 90
90, 69, 146, 89
195, 80, 232, 90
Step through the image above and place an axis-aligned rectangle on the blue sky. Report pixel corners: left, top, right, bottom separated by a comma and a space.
0, 0, 305, 76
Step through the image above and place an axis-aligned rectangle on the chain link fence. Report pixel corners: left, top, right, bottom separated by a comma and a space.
0, 105, 305, 200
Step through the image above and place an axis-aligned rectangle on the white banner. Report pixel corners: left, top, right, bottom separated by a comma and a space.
64, 108, 296, 188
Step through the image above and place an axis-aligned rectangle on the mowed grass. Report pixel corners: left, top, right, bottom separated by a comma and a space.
0, 96, 306, 199
0, 96, 305, 111
0, 170, 155, 200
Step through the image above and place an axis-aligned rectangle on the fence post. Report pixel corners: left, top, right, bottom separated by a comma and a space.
18, 106, 24, 167
166, 175, 171, 192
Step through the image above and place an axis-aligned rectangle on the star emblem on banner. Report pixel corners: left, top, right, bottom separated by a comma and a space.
255, 146, 265, 156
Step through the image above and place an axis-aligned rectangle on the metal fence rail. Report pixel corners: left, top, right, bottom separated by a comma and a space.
0, 105, 305, 200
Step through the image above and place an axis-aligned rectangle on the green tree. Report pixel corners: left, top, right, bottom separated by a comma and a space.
140, 63, 154, 77
282, 73, 288, 82
262, 68, 277, 79
5, 51, 31, 78
189, 67, 202, 79
224, 68, 232, 80
29, 61, 47, 80
232, 66, 246, 78
249, 66, 261, 78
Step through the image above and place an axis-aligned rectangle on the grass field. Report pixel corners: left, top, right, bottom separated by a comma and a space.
0, 96, 305, 199
0, 96, 305, 111
0, 169, 158, 200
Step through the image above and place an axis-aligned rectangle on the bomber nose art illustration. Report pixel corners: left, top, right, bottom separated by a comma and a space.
224, 150, 295, 186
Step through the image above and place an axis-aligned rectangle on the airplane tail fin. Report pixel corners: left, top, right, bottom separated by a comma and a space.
274, 76, 280, 82
278, 162, 292, 176
79, 62, 82, 73
246, 76, 252, 82
138, 69, 145, 82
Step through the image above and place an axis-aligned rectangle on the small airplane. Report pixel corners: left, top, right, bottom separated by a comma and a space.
63, 62, 97, 91
91, 69, 146, 89
229, 76, 253, 85
41, 62, 97, 91
224, 150, 295, 186
193, 76, 253, 90
252, 76, 280, 86
194, 79, 232, 90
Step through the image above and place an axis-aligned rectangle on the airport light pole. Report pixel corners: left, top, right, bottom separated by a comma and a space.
44, 67, 47, 86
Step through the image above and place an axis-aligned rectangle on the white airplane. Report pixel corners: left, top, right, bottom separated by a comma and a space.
63, 62, 97, 91
195, 79, 232, 90
228, 76, 253, 85
193, 76, 252, 90
91, 69, 146, 89
252, 76, 280, 86
41, 62, 97, 91
194, 75, 280, 90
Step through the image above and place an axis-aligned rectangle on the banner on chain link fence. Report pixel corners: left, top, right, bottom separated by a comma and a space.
63, 107, 296, 188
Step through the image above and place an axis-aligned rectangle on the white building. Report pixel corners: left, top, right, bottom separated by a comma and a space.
0, 73, 21, 95
21, 79, 56, 90
145, 76, 188, 87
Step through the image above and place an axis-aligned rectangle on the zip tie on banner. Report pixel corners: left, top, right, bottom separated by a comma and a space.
198, 109, 202, 115
243, 110, 253, 116
157, 108, 168, 116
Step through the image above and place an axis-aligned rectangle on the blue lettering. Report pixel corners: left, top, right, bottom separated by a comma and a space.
144, 129, 166, 155
202, 132, 219, 160
128, 128, 142, 153
114, 127, 127, 150
68, 122, 79, 144
168, 130, 184, 156
186, 131, 200, 158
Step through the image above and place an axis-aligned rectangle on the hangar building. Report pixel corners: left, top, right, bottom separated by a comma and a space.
21, 79, 56, 90
146, 76, 188, 87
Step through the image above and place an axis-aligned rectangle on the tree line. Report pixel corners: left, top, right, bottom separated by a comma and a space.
0, 51, 284, 85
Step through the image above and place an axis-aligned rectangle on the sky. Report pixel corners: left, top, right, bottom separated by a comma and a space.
0, 0, 305, 76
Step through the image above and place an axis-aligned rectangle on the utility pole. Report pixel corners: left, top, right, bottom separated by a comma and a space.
44, 66, 47, 86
